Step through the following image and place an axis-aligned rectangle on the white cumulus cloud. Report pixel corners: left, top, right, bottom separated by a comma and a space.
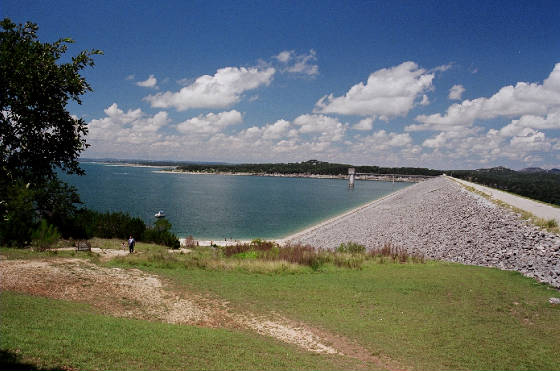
448, 84, 465, 100
414, 63, 560, 130
293, 114, 347, 141
136, 74, 158, 88
86, 103, 171, 155
274, 50, 292, 63
176, 110, 243, 135
314, 61, 435, 118
144, 66, 275, 111
499, 109, 560, 137
352, 117, 374, 131
275, 49, 319, 76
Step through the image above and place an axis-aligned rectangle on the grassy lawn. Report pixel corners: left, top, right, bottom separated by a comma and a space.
3, 243, 560, 370
0, 292, 367, 371
133, 260, 560, 371
0, 246, 90, 260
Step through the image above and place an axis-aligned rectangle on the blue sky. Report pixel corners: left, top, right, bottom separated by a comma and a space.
4, 0, 560, 169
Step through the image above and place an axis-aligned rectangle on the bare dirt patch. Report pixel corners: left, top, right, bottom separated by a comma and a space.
1, 258, 402, 370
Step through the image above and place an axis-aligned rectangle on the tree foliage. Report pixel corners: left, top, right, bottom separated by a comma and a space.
449, 168, 560, 206
0, 18, 101, 246
0, 18, 102, 184
176, 159, 443, 176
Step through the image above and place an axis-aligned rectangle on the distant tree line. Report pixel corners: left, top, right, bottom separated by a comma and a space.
176, 160, 443, 176
449, 168, 560, 206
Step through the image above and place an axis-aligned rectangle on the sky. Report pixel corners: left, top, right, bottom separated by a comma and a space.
4, 0, 560, 170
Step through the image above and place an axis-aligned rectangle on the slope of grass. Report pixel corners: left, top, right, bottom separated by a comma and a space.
0, 292, 368, 371
0, 246, 99, 261
4, 242, 560, 370
141, 260, 560, 371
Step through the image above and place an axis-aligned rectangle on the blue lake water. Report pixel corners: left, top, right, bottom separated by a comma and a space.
61, 162, 411, 239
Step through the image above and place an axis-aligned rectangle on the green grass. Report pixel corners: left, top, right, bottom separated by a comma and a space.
4, 242, 560, 370
0, 246, 100, 261
136, 260, 560, 371
0, 292, 368, 371
87, 237, 169, 251
107, 241, 425, 274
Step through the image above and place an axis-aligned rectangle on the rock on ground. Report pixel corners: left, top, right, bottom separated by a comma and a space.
289, 176, 560, 288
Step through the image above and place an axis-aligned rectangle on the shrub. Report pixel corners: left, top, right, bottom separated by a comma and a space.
0, 182, 36, 247
333, 253, 364, 269
73, 209, 146, 240
184, 235, 196, 248
31, 219, 60, 251
222, 243, 253, 257
142, 219, 180, 249
336, 241, 366, 254
544, 218, 558, 228
143, 228, 180, 249
368, 243, 425, 264
71, 208, 179, 249
222, 241, 326, 270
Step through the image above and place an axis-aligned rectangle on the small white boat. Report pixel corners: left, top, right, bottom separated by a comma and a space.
154, 210, 165, 218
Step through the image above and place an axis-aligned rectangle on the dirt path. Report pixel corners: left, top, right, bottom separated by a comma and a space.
0, 258, 401, 370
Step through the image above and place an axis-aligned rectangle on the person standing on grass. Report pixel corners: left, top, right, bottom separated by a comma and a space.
128, 235, 135, 253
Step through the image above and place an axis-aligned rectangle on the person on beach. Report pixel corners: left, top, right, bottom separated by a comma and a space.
128, 235, 135, 253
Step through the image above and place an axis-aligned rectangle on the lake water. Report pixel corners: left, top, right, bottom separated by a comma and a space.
61, 162, 411, 240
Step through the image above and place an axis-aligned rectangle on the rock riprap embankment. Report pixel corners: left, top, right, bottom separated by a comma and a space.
289, 176, 560, 288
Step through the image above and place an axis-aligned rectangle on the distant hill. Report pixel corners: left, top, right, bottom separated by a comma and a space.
519, 167, 545, 173
520, 167, 560, 174
476, 166, 515, 173
175, 160, 443, 177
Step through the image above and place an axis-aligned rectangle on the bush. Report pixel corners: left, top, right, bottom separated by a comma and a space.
31, 219, 60, 251
142, 219, 180, 249
368, 243, 425, 263
184, 235, 196, 248
73, 209, 146, 240
0, 182, 36, 247
222, 241, 326, 270
336, 241, 366, 254
333, 253, 364, 269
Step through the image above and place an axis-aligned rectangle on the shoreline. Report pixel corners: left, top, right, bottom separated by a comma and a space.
83, 161, 175, 169
157, 169, 346, 180
178, 181, 419, 247
279, 180, 423, 243
85, 161, 428, 182
155, 169, 423, 182
281, 176, 560, 288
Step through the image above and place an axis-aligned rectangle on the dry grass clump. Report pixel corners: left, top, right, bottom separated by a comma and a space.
184, 235, 197, 248
368, 243, 425, 264
222, 240, 327, 270
110, 239, 425, 274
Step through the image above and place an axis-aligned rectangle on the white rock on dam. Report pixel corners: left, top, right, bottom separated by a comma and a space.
289, 176, 560, 288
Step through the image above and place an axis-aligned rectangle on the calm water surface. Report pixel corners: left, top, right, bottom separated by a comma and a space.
62, 163, 411, 239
